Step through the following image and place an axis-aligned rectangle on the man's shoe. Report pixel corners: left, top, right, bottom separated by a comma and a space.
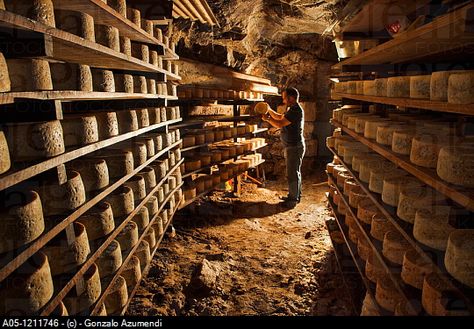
279, 196, 300, 203
281, 200, 298, 209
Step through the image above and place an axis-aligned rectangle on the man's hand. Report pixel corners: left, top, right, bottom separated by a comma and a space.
261, 113, 270, 122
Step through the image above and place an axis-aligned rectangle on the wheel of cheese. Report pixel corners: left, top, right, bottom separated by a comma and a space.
194, 177, 206, 194
326, 162, 337, 175
387, 77, 410, 98
364, 119, 391, 139
355, 116, 382, 134
410, 75, 431, 99
168, 131, 176, 144
114, 72, 133, 92
184, 185, 197, 201
123, 175, 146, 203
359, 159, 396, 183
142, 19, 154, 36
77, 202, 114, 241
448, 71, 474, 104
63, 263, 101, 315
139, 166, 157, 191
7, 58, 53, 91
348, 223, 362, 244
131, 43, 149, 62
342, 145, 371, 164
95, 25, 120, 51
376, 124, 409, 146
352, 81, 363, 95
401, 249, 434, 289
134, 240, 151, 271
129, 142, 147, 166
0, 252, 54, 315
357, 199, 379, 225
343, 113, 369, 128
165, 107, 175, 121
134, 108, 149, 128
127, 7, 141, 26
152, 220, 164, 240
95, 112, 119, 139
0, 52, 11, 92
117, 221, 139, 252
345, 81, 356, 94
96, 150, 133, 179
105, 276, 128, 315
410, 133, 458, 168
444, 229, 474, 288
136, 137, 155, 158
391, 129, 418, 155
422, 273, 469, 316
332, 164, 347, 178
133, 206, 150, 232
42, 222, 90, 275
163, 132, 173, 147
151, 160, 167, 180
105, 186, 134, 218
0, 191, 44, 254
133, 75, 147, 94
117, 35, 131, 56
4, 120, 64, 161
357, 236, 372, 261
333, 190, 341, 207
337, 199, 348, 215
413, 205, 455, 251
437, 145, 474, 187
366, 254, 387, 284
397, 185, 447, 224
147, 78, 157, 94
349, 186, 369, 208
55, 9, 95, 41
336, 171, 352, 189
343, 179, 358, 197
381, 176, 420, 207
150, 51, 159, 67
161, 209, 169, 225
369, 168, 405, 194
51, 302, 68, 316
4, 0, 55, 26
168, 176, 177, 190
430, 70, 465, 101
363, 80, 376, 96
147, 108, 160, 125
50, 63, 93, 92
375, 278, 404, 312
326, 136, 335, 149
144, 227, 157, 249
185, 159, 201, 172
92, 69, 115, 92
122, 256, 142, 293
351, 153, 377, 172
61, 115, 99, 147
182, 135, 196, 148
374, 78, 388, 97
36, 170, 86, 216
382, 231, 412, 265
107, 0, 126, 16
360, 293, 381, 316
98, 240, 122, 278
370, 213, 396, 241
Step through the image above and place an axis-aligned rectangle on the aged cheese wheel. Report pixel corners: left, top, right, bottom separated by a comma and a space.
8, 58, 53, 91
77, 202, 114, 241
437, 145, 474, 187
397, 185, 447, 224
382, 231, 412, 265
359, 159, 396, 183
63, 263, 101, 315
357, 199, 379, 225
430, 70, 464, 101
4, 0, 55, 26
133, 75, 147, 94
163, 132, 173, 146
168, 176, 177, 190
0, 52, 11, 92
370, 213, 395, 241
357, 237, 372, 261
36, 170, 86, 216
387, 76, 410, 98
142, 19, 153, 36
95, 25, 120, 52
154, 27, 163, 43
133, 206, 150, 231
363, 80, 376, 96
376, 124, 409, 145
139, 166, 157, 190
332, 164, 347, 178
422, 273, 469, 316
413, 205, 455, 251
345, 81, 356, 94
342, 145, 370, 164
161, 208, 169, 225
391, 129, 418, 155
151, 160, 167, 180
355, 116, 381, 134
104, 186, 134, 217
374, 78, 388, 97
0, 252, 54, 315
369, 168, 405, 194
343, 179, 358, 197
62, 115, 99, 147
131, 43, 150, 62
343, 113, 369, 128
336, 171, 352, 189
381, 176, 420, 207
42, 222, 90, 275
410, 75, 431, 99
51, 302, 68, 316
94, 111, 119, 139
116, 109, 139, 133
360, 293, 381, 316
117, 221, 139, 252
50, 63, 93, 92
122, 256, 142, 292
444, 229, 474, 288
351, 153, 379, 172
150, 51, 159, 67
183, 135, 195, 148
130, 142, 147, 166
114, 73, 133, 93
98, 240, 122, 277
123, 175, 146, 203
153, 220, 164, 239
349, 186, 369, 208
92, 69, 115, 92
55, 9, 95, 41
127, 7, 141, 26
134, 240, 151, 271
135, 108, 150, 128
184, 185, 197, 201
185, 159, 201, 172
326, 162, 337, 175
410, 133, 457, 168
144, 227, 156, 249
105, 276, 128, 315
97, 150, 133, 179
348, 223, 361, 244
108, 0, 126, 16
365, 254, 387, 284
375, 278, 404, 312
118, 36, 132, 56
0, 191, 44, 254
147, 78, 157, 94
448, 71, 474, 104
364, 119, 391, 139
401, 250, 434, 289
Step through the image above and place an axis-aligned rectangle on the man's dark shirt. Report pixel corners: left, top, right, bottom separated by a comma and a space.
281, 103, 305, 147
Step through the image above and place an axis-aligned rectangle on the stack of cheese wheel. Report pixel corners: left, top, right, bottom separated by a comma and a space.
364, 119, 392, 139
363, 80, 376, 96
122, 256, 142, 293
410, 75, 431, 99
437, 143, 474, 187
382, 176, 421, 207
375, 278, 404, 312
413, 205, 456, 250
401, 250, 434, 289
0, 252, 54, 315
116, 221, 139, 252
98, 240, 122, 277
410, 133, 458, 168
67, 158, 109, 193
448, 71, 474, 104
422, 273, 469, 316
105, 186, 134, 217
357, 199, 379, 225
387, 76, 410, 98
96, 150, 134, 179
42, 222, 90, 276
77, 202, 115, 242
376, 124, 409, 146
0, 190, 44, 254
369, 167, 405, 195
382, 231, 412, 265
445, 229, 474, 288
133, 207, 150, 232
366, 253, 387, 284
105, 276, 128, 315
349, 186, 369, 208
63, 263, 101, 315
360, 293, 381, 316
370, 213, 395, 241
397, 185, 447, 224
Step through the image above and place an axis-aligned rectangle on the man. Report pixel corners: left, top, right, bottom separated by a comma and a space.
262, 87, 305, 208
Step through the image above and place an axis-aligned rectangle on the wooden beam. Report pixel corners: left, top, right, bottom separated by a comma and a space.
126, 0, 174, 20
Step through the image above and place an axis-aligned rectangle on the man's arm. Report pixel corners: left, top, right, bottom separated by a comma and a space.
267, 108, 285, 120
262, 113, 291, 128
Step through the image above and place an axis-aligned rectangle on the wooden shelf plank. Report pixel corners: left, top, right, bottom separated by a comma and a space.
0, 118, 182, 191
0, 140, 182, 283
328, 146, 474, 312
334, 93, 474, 116
331, 120, 474, 211
0, 10, 180, 79
40, 164, 184, 315
333, 4, 474, 70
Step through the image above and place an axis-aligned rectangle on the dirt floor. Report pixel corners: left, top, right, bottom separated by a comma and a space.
127, 171, 359, 316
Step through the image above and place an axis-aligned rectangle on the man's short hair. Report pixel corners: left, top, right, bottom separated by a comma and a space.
285, 87, 299, 100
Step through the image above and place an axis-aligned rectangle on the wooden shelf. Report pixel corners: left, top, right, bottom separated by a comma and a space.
0, 10, 180, 79
334, 93, 474, 116
0, 140, 182, 283
331, 120, 474, 211
333, 4, 474, 70
0, 118, 182, 191
181, 132, 268, 153
0, 91, 178, 105
40, 162, 184, 315
328, 146, 474, 312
